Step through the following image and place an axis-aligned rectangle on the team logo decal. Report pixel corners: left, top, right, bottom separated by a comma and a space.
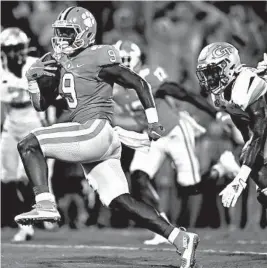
212, 45, 233, 59
82, 12, 95, 28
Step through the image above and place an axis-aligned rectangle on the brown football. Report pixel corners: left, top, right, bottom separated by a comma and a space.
36, 53, 61, 100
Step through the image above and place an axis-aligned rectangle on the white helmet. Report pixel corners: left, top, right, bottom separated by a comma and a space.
114, 40, 141, 72
196, 42, 242, 95
0, 27, 30, 65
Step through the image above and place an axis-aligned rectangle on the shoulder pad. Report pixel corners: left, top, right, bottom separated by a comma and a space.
231, 69, 267, 110
90, 45, 121, 67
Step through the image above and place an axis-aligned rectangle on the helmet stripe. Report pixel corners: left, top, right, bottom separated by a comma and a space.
59, 6, 75, 20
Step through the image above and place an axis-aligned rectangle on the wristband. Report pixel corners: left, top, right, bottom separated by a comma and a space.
28, 80, 40, 94
145, 108, 158, 123
237, 165, 251, 183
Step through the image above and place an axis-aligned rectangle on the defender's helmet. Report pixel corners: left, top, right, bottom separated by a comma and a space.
196, 42, 242, 95
0, 27, 29, 65
114, 40, 141, 72
51, 6, 97, 55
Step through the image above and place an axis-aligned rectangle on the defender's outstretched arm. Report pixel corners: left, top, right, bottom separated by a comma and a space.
155, 81, 217, 118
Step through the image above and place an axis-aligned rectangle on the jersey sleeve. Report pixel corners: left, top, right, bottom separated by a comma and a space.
95, 45, 121, 67
231, 69, 267, 111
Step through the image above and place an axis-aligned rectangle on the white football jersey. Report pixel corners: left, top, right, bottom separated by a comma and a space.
1, 56, 44, 126
1, 56, 37, 103
211, 67, 267, 111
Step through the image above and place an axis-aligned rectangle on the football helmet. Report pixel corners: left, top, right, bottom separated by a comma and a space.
114, 40, 141, 72
196, 42, 242, 95
0, 27, 30, 65
51, 6, 97, 55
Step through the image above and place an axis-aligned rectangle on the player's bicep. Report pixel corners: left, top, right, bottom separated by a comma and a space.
99, 64, 155, 110
99, 64, 148, 89
247, 97, 267, 136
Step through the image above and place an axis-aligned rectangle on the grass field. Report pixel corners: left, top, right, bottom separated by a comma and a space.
1, 227, 267, 268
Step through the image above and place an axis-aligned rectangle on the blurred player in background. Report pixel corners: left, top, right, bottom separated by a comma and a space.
196, 42, 267, 209
0, 27, 46, 242
15, 7, 199, 268
114, 40, 216, 245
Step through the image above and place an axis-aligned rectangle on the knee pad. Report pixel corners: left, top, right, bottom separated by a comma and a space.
257, 188, 267, 208
17, 133, 40, 154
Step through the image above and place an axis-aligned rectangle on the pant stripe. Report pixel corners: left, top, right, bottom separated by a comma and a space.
38, 120, 106, 145
179, 120, 198, 184
32, 121, 93, 136
36, 120, 101, 140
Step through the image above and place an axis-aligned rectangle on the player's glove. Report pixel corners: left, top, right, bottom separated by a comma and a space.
147, 122, 165, 141
219, 177, 247, 208
26, 53, 58, 82
219, 165, 251, 208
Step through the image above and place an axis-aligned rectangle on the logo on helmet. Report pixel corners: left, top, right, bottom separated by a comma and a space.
212, 45, 233, 59
82, 12, 95, 28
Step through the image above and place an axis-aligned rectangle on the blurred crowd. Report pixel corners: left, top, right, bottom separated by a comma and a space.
1, 0, 267, 235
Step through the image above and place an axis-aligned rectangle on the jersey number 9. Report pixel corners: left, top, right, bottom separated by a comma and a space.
62, 73, 78, 108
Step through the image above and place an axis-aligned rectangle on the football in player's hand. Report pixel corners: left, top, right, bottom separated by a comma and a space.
36, 52, 61, 100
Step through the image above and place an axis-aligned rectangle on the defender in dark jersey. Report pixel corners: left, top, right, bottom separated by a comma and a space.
15, 7, 199, 268
196, 42, 267, 208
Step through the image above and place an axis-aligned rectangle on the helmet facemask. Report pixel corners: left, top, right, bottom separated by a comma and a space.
196, 60, 231, 95
2, 43, 29, 66
51, 21, 86, 55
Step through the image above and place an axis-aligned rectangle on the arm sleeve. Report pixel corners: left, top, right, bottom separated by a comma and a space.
230, 115, 250, 143
156, 82, 217, 118
240, 97, 267, 168
99, 64, 155, 110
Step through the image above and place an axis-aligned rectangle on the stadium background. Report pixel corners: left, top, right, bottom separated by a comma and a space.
1, 0, 267, 238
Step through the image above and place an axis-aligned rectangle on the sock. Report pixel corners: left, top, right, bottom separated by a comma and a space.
168, 227, 180, 244
35, 192, 55, 203
33, 185, 49, 196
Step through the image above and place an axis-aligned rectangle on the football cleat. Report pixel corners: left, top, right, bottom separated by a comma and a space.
174, 229, 200, 268
14, 200, 61, 225
144, 233, 170, 245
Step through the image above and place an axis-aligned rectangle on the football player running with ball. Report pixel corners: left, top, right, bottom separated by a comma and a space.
196, 42, 267, 209
15, 7, 199, 268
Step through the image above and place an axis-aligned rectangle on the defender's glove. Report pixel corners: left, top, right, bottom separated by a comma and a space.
219, 165, 251, 207
26, 53, 58, 82
219, 177, 246, 208
147, 122, 165, 141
